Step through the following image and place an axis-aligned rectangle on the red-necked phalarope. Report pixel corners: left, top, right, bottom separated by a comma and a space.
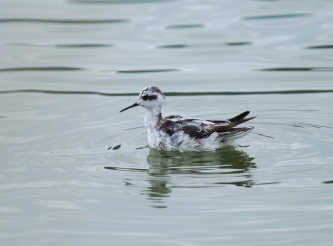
120, 86, 256, 151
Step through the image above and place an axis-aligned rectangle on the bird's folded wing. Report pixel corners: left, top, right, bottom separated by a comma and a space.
203, 122, 236, 132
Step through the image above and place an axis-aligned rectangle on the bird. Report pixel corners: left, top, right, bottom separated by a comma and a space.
120, 86, 256, 151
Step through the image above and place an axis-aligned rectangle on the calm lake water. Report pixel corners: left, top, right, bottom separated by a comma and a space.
1, 0, 333, 245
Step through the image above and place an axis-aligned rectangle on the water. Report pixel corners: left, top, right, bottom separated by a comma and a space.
1, 0, 333, 245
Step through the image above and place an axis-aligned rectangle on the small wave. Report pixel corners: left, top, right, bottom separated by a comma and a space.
165, 24, 204, 29
305, 44, 333, 49
157, 42, 251, 49
0, 18, 129, 24
6, 42, 114, 48
104, 167, 148, 173
291, 123, 333, 130
116, 69, 180, 73
56, 44, 113, 48
256, 67, 333, 72
0, 67, 84, 72
242, 13, 311, 21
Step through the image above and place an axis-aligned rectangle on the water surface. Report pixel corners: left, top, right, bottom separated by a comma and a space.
1, 0, 333, 245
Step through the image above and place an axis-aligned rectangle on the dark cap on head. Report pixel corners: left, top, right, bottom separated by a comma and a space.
149, 86, 165, 98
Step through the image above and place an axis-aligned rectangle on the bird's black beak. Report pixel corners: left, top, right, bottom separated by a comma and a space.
120, 102, 139, 113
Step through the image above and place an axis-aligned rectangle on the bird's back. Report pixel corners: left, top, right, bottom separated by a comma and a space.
157, 111, 255, 151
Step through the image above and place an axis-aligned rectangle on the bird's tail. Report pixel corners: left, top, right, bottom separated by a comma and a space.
228, 111, 256, 126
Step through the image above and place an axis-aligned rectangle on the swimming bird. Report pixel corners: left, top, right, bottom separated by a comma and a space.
120, 86, 256, 151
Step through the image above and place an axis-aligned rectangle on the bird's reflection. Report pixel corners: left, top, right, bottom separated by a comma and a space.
144, 146, 256, 208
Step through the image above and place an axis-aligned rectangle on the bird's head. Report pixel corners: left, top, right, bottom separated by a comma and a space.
120, 86, 166, 112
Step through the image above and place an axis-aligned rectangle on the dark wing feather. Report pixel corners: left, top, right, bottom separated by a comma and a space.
204, 111, 256, 133
228, 111, 250, 122
181, 124, 209, 138
228, 111, 256, 124
162, 116, 209, 138
203, 123, 236, 132
162, 111, 256, 138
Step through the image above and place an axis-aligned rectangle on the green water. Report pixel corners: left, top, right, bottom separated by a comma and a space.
1, 0, 333, 245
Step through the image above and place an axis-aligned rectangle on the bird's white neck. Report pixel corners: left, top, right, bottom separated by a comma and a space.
144, 107, 163, 129
144, 107, 164, 149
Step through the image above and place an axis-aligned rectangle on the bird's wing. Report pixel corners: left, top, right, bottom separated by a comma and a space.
162, 111, 256, 138
162, 116, 209, 138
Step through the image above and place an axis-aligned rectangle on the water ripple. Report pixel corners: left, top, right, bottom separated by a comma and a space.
6, 43, 114, 48
165, 24, 204, 29
0, 67, 84, 72
256, 67, 333, 72
305, 44, 333, 49
116, 69, 180, 73
157, 42, 251, 49
242, 13, 312, 21
0, 18, 129, 24
0, 67, 179, 73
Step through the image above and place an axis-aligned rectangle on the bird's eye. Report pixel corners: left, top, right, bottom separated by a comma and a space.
142, 94, 148, 100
